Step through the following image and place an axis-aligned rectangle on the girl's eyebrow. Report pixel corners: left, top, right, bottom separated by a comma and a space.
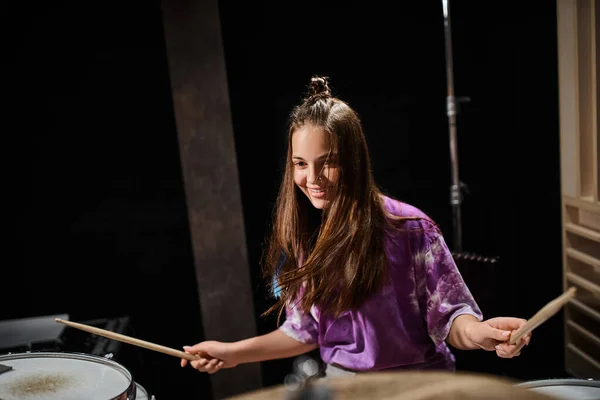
292, 153, 337, 161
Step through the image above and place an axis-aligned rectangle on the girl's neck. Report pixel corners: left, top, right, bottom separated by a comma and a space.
307, 205, 323, 229
305, 205, 323, 253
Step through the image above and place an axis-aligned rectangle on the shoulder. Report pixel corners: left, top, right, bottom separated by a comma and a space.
380, 195, 439, 234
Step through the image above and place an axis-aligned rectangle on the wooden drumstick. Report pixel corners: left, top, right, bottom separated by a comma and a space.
509, 286, 577, 345
55, 318, 205, 361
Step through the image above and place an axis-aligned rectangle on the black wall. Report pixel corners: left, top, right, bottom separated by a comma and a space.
7, 0, 563, 398
6, 1, 209, 398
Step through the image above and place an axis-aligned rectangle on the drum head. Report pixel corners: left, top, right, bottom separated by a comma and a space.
517, 378, 600, 400
228, 370, 557, 399
0, 352, 135, 400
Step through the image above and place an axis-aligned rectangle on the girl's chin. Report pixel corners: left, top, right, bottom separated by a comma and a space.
308, 197, 329, 209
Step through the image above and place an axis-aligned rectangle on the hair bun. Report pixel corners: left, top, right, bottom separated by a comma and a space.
308, 76, 331, 98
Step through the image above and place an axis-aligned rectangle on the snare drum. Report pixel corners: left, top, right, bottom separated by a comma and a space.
517, 378, 600, 400
0, 352, 136, 400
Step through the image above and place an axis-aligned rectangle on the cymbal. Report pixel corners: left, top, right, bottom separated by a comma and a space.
227, 370, 556, 400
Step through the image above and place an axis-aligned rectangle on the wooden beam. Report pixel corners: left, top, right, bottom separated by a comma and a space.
160, 0, 263, 397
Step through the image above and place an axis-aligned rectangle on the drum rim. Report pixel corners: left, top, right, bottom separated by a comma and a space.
136, 382, 149, 395
0, 351, 136, 400
517, 377, 600, 388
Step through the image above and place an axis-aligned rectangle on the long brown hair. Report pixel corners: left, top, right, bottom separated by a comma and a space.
262, 76, 407, 319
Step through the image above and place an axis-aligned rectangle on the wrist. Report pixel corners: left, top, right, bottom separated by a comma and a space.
463, 319, 481, 347
228, 340, 246, 364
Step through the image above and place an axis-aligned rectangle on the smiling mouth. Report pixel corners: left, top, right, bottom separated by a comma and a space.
308, 188, 326, 198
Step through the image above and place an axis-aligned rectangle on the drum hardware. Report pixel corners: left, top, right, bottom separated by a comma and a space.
283, 355, 332, 400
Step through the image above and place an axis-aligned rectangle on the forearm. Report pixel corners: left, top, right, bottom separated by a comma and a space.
231, 329, 318, 364
446, 314, 480, 350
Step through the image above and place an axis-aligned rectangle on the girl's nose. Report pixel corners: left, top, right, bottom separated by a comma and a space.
307, 166, 323, 185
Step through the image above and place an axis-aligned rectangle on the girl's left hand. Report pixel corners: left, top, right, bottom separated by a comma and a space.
466, 317, 532, 358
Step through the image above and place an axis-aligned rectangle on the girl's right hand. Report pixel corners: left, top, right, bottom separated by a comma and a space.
180, 341, 239, 374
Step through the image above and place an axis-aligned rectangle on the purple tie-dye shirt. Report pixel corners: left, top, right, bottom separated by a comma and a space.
279, 196, 483, 372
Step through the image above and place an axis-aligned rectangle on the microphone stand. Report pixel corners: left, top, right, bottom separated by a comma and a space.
440, 7, 504, 379
442, 0, 464, 253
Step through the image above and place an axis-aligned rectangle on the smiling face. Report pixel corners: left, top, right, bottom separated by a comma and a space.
291, 124, 339, 210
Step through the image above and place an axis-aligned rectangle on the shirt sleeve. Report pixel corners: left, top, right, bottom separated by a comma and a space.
278, 300, 319, 344
412, 225, 483, 346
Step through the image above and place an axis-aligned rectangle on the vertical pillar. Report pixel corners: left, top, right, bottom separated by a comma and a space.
160, 0, 263, 397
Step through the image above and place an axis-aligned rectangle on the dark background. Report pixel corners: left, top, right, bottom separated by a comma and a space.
5, 0, 562, 398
